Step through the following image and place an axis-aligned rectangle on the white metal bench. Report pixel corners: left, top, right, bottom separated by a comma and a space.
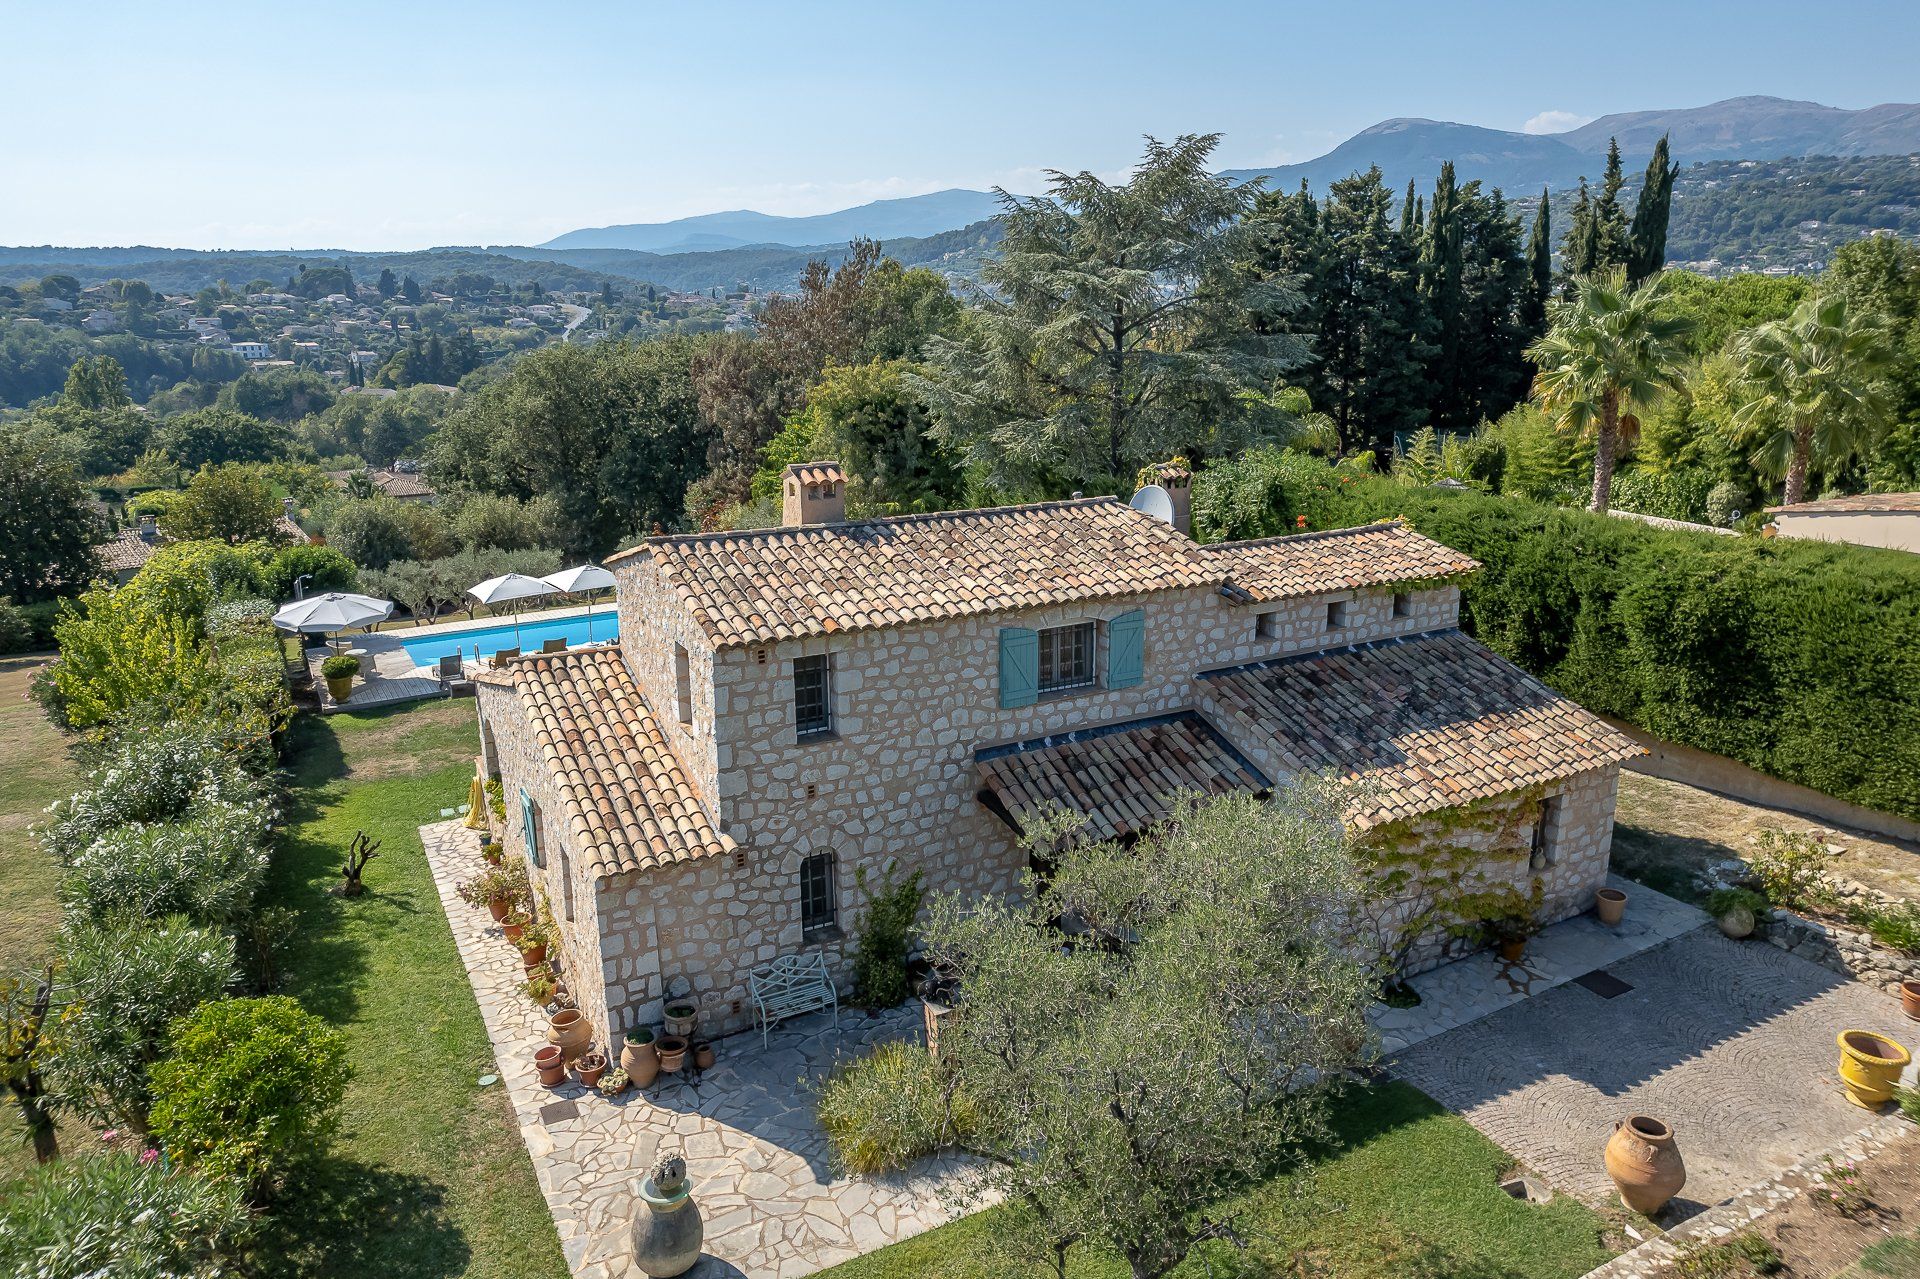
746, 952, 838, 1047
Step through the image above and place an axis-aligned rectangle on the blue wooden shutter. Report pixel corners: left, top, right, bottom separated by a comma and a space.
519, 788, 543, 867
998, 628, 1038, 708
1106, 610, 1145, 689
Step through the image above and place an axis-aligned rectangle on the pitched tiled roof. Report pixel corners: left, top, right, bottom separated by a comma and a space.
608, 498, 1220, 648
788, 462, 845, 487
490, 646, 734, 876
1203, 521, 1480, 605
1199, 629, 1642, 829
1768, 492, 1920, 515
976, 712, 1270, 844
97, 527, 162, 574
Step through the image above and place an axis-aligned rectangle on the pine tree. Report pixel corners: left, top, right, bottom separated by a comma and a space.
1626, 135, 1678, 285
1594, 139, 1631, 271
1521, 188, 1552, 340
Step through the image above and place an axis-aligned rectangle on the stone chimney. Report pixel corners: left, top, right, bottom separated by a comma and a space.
283, 496, 298, 518
782, 462, 847, 527
137, 513, 159, 542
1148, 461, 1192, 537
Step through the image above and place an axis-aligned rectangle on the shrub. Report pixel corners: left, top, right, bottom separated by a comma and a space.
0, 596, 31, 654
260, 542, 358, 601
150, 996, 351, 1198
54, 918, 237, 1126
1704, 480, 1747, 527
1706, 887, 1770, 919
1850, 900, 1920, 955
39, 723, 271, 865
61, 801, 272, 926
816, 1040, 970, 1175
1748, 829, 1831, 912
320, 653, 360, 680
1191, 446, 1374, 541
1673, 1231, 1783, 1277
1609, 468, 1716, 523
851, 868, 924, 1010
0, 1151, 249, 1279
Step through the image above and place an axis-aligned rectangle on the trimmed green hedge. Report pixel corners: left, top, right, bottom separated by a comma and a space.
1335, 484, 1920, 821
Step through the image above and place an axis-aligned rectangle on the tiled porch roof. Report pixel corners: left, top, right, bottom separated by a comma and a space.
1198, 629, 1643, 829
484, 646, 734, 876
1202, 520, 1480, 605
975, 712, 1270, 844
607, 497, 1220, 649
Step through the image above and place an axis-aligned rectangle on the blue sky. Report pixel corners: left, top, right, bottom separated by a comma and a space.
5, 0, 1917, 249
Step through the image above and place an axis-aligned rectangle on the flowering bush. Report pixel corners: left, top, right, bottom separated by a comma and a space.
62, 800, 273, 926
39, 724, 272, 866
0, 1151, 248, 1279
1811, 1154, 1868, 1216
53, 918, 236, 1127
150, 996, 351, 1199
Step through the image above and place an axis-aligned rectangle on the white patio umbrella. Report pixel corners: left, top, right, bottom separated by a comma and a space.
541, 564, 617, 643
467, 573, 558, 650
272, 592, 393, 635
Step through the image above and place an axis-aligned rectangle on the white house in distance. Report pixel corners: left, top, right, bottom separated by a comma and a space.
1767, 492, 1920, 554
231, 340, 273, 361
471, 462, 1642, 1047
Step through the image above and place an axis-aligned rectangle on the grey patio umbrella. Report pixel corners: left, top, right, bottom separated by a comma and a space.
466, 573, 558, 649
540, 564, 617, 644
272, 592, 393, 635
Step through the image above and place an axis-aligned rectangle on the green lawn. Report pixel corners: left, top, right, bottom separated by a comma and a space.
818, 1080, 1621, 1279
0, 654, 80, 975
241, 699, 563, 1279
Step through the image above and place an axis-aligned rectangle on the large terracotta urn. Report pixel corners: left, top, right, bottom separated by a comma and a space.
546, 1008, 592, 1063
1837, 1030, 1911, 1109
622, 1033, 660, 1088
1604, 1115, 1686, 1215
630, 1151, 703, 1277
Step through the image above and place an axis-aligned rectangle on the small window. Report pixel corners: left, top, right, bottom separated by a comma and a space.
800, 852, 838, 937
1325, 600, 1348, 630
794, 654, 833, 738
673, 644, 692, 725
1037, 621, 1097, 693
1531, 797, 1557, 867
519, 788, 543, 869
1255, 612, 1280, 641
1393, 592, 1412, 619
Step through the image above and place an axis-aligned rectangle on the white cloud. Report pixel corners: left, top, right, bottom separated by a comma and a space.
1522, 110, 1594, 136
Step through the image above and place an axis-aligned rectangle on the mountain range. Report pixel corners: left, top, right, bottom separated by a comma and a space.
542, 97, 1920, 252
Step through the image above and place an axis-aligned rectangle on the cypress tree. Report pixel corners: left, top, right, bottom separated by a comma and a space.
1522, 187, 1552, 339
1399, 178, 1419, 239
1561, 178, 1597, 292
1593, 139, 1630, 271
1626, 134, 1679, 284
1420, 163, 1469, 432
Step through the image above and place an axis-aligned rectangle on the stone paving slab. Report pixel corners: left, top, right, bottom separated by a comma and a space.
1392, 926, 1917, 1214
1369, 873, 1707, 1055
422, 820, 974, 1279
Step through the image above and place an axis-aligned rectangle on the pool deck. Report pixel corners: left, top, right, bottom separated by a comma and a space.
310, 602, 611, 712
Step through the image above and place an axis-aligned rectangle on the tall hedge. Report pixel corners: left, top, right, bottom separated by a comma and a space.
1333, 484, 1920, 820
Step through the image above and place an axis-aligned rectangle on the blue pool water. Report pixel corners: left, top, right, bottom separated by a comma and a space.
399, 612, 618, 667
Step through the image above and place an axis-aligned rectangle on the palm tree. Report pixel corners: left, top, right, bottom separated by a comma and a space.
1727, 292, 1893, 506
1526, 267, 1693, 512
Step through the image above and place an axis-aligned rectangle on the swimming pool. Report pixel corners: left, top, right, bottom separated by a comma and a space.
399, 612, 618, 667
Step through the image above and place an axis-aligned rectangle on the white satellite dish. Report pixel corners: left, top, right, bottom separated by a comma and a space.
1129, 484, 1175, 525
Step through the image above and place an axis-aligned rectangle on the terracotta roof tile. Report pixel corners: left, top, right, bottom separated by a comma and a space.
499, 645, 733, 876
1767, 491, 1920, 515
608, 497, 1221, 648
976, 712, 1270, 844
1199, 629, 1642, 829
97, 528, 161, 574
1203, 520, 1480, 604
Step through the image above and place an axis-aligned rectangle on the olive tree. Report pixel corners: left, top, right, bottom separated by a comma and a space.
923, 784, 1374, 1279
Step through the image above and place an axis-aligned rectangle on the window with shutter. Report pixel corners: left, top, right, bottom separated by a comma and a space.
519, 788, 543, 868
999, 628, 1038, 708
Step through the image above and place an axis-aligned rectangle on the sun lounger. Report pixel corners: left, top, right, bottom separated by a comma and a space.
541, 638, 568, 653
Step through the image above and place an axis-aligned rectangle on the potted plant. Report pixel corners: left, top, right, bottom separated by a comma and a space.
525, 973, 557, 1006
534, 1044, 566, 1087
481, 840, 504, 866
1707, 887, 1767, 940
663, 1002, 697, 1038
1486, 914, 1536, 964
517, 920, 550, 969
621, 1025, 660, 1087
597, 1067, 630, 1098
656, 1035, 689, 1073
501, 910, 529, 943
576, 1049, 608, 1088
321, 653, 360, 703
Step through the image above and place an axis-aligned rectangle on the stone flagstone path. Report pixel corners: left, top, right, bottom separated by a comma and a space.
423, 820, 974, 1279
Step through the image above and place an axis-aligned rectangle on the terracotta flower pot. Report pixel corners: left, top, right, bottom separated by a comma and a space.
487, 896, 509, 922
535, 1045, 566, 1087
502, 916, 527, 942
1837, 1029, 1911, 1109
1596, 888, 1627, 927
663, 1005, 697, 1038
1498, 938, 1527, 964
693, 1040, 715, 1071
656, 1035, 689, 1073
1900, 979, 1920, 1023
547, 1009, 593, 1063
1604, 1115, 1686, 1215
576, 1053, 607, 1088
622, 1038, 660, 1088
519, 942, 547, 967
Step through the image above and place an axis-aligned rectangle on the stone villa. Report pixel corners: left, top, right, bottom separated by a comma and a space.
473, 462, 1642, 1045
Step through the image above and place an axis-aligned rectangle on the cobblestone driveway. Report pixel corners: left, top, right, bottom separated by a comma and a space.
1391, 927, 1914, 1216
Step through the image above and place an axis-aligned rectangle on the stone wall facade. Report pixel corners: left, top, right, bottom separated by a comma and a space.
475, 551, 1623, 1047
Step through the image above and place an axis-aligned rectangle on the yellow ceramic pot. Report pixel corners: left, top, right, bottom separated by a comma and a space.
1836, 1029, 1910, 1109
